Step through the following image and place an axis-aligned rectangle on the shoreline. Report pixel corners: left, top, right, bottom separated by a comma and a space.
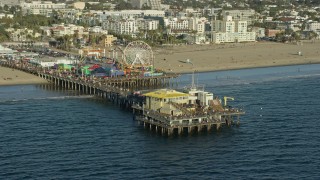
174, 61, 320, 74
0, 66, 49, 86
1, 40, 319, 86
0, 61, 318, 86
154, 40, 320, 74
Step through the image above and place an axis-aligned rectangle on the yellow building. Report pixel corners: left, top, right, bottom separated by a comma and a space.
144, 89, 189, 116
104, 35, 117, 47
79, 48, 103, 57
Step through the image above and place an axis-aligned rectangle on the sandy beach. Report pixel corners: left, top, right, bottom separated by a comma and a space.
154, 40, 320, 73
0, 66, 48, 86
1, 40, 320, 86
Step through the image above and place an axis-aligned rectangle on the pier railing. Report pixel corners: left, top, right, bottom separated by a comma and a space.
0, 60, 180, 95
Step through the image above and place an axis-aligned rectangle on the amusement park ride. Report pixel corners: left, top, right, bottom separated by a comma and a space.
122, 41, 155, 76
79, 41, 163, 77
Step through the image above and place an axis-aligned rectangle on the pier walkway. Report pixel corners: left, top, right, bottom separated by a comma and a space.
1, 60, 245, 136
0, 60, 179, 109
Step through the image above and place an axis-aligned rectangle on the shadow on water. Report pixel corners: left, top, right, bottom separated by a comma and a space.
35, 84, 84, 96
136, 123, 240, 140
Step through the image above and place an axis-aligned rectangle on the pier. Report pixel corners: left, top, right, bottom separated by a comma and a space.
131, 88, 244, 136
1, 60, 245, 136
0, 60, 178, 108
133, 106, 242, 136
0, 40, 244, 136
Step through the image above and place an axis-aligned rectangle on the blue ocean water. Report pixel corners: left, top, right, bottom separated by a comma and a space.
1, 64, 320, 179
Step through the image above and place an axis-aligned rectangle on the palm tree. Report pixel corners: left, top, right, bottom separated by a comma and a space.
26, 34, 32, 41
63, 34, 72, 51
291, 31, 301, 42
82, 33, 88, 42
20, 31, 25, 42
191, 30, 198, 42
89, 33, 97, 47
309, 31, 318, 42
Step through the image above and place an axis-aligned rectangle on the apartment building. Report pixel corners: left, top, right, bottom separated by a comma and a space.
6, 28, 41, 41
306, 22, 320, 31
88, 26, 108, 34
212, 16, 256, 43
104, 35, 117, 47
137, 19, 159, 30
221, 9, 256, 25
20, 1, 66, 17
131, 0, 161, 10
0, 0, 21, 7
50, 24, 84, 37
94, 10, 165, 23
188, 17, 207, 34
103, 18, 138, 35
214, 16, 235, 33
164, 17, 189, 30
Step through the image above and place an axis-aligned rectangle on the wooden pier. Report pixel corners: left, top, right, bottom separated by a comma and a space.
132, 104, 243, 136
1, 60, 245, 136
0, 61, 178, 109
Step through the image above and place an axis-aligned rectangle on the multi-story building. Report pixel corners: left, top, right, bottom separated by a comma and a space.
6, 28, 41, 41
252, 27, 266, 38
94, 10, 165, 23
265, 29, 282, 37
236, 21, 248, 33
20, 1, 66, 17
212, 16, 256, 44
103, 18, 138, 35
147, 0, 161, 10
131, 0, 161, 10
188, 17, 207, 34
131, 0, 146, 9
164, 17, 189, 30
60, 9, 82, 23
305, 22, 320, 32
73, 2, 85, 10
221, 9, 256, 25
50, 24, 85, 37
137, 19, 159, 30
0, 0, 21, 7
88, 26, 108, 34
214, 16, 235, 33
104, 35, 117, 47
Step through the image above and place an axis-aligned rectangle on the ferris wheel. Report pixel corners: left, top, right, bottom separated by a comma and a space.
123, 41, 153, 68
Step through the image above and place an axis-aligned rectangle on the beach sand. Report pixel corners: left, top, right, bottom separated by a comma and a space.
1, 40, 320, 86
0, 66, 48, 86
154, 40, 320, 73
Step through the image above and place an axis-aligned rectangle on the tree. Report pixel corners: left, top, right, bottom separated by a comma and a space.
26, 34, 32, 41
291, 31, 301, 42
115, 1, 133, 10
63, 35, 72, 51
9, 6, 17, 14
56, 35, 72, 50
0, 26, 10, 42
3, 5, 9, 11
309, 31, 318, 40
141, 4, 151, 10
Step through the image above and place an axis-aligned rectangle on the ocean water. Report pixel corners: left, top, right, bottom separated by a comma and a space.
1, 64, 320, 179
